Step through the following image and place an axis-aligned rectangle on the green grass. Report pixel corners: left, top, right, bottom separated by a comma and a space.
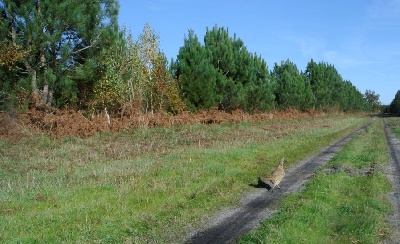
0, 115, 369, 242
240, 118, 393, 243
386, 117, 400, 138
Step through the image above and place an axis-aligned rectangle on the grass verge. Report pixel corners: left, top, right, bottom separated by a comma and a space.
0, 115, 368, 242
240, 118, 394, 243
386, 117, 400, 138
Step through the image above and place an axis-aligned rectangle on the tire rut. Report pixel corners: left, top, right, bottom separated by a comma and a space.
187, 119, 375, 244
383, 119, 400, 243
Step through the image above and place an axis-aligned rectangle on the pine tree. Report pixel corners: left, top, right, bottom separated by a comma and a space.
203, 25, 274, 112
174, 30, 217, 111
272, 59, 313, 110
204, 26, 239, 111
301, 70, 315, 110
0, 0, 119, 108
390, 90, 400, 116
306, 59, 333, 110
242, 54, 275, 113
174, 25, 275, 112
305, 59, 366, 111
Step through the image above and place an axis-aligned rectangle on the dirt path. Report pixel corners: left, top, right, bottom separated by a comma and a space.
187, 119, 376, 244
384, 119, 400, 243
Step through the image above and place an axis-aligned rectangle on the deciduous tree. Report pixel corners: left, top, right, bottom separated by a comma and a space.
364, 89, 381, 112
135, 23, 185, 114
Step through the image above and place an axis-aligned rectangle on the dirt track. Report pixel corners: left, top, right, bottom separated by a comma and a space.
187, 118, 400, 243
384, 119, 400, 243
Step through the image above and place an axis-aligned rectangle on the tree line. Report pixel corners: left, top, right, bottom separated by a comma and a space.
0, 1, 381, 116
388, 90, 400, 116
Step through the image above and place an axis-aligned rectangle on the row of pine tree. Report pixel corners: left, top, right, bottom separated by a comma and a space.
171, 26, 378, 113
0, 1, 383, 115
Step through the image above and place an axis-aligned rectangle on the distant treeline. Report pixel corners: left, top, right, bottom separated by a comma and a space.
171, 26, 379, 113
0, 1, 381, 115
386, 90, 400, 116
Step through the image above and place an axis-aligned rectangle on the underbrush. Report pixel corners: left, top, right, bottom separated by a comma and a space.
0, 115, 368, 242
0, 108, 323, 140
240, 118, 394, 243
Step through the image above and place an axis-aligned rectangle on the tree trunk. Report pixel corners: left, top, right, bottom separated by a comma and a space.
129, 78, 135, 101
37, 0, 51, 106
28, 66, 40, 106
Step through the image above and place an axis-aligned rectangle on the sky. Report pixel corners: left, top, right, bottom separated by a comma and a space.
118, 0, 400, 105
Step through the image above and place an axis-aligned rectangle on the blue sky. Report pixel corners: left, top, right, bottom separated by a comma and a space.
118, 0, 400, 105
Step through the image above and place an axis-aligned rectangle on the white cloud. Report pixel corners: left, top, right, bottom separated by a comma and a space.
322, 50, 375, 69
281, 33, 326, 61
286, 35, 373, 70
144, 2, 163, 11
299, 38, 326, 60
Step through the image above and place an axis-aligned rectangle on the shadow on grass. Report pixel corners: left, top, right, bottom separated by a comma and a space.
249, 178, 273, 191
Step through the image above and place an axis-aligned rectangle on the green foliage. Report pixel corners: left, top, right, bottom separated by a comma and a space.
91, 36, 131, 112
241, 54, 275, 112
271, 59, 314, 110
135, 24, 186, 114
173, 29, 219, 111
149, 54, 186, 114
174, 27, 370, 113
0, 0, 120, 108
88, 23, 185, 115
364, 89, 381, 112
174, 26, 275, 112
305, 59, 368, 111
0, 0, 377, 115
204, 26, 243, 111
389, 90, 400, 116
204, 26, 275, 112
381, 105, 390, 114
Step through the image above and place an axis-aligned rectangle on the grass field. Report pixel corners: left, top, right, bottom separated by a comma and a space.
0, 115, 370, 242
240, 118, 394, 243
